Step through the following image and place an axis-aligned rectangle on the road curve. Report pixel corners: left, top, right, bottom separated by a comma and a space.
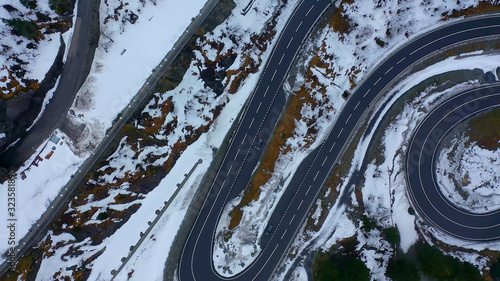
178, 5, 500, 281
406, 84, 500, 241
0, 0, 97, 170
0, 0, 221, 277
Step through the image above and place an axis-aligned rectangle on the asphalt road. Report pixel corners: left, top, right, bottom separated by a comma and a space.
0, 0, 220, 276
0, 0, 97, 170
177, 5, 500, 281
406, 84, 500, 241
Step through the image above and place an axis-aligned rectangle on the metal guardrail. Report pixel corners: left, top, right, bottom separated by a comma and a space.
110, 159, 202, 280
0, 0, 219, 276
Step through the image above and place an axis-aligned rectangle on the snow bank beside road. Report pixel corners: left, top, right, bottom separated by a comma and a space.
275, 53, 500, 281
68, 0, 208, 151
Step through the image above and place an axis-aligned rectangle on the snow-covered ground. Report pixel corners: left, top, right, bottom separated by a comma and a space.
68, 0, 209, 153
0, 0, 206, 269
1, 0, 312, 279
0, 0, 64, 94
276, 54, 500, 281
436, 135, 500, 213
213, 0, 500, 276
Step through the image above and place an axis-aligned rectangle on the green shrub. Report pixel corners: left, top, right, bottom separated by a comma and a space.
416, 244, 482, 281
317, 258, 340, 281
20, 0, 37, 9
491, 258, 500, 281
49, 0, 69, 15
6, 18, 39, 39
362, 215, 377, 232
316, 256, 370, 281
386, 258, 420, 281
385, 227, 401, 246
96, 212, 109, 220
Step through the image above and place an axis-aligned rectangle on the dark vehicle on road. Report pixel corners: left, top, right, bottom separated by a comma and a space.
264, 224, 274, 236
255, 138, 264, 150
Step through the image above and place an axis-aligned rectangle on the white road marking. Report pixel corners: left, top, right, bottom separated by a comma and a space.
385, 66, 393, 75
321, 156, 328, 167
227, 165, 233, 175
297, 200, 303, 210
289, 215, 296, 225
241, 133, 247, 144
279, 53, 285, 65
363, 88, 371, 98
345, 114, 352, 124
271, 69, 277, 81
296, 21, 303, 32
337, 127, 344, 138
305, 184, 312, 195
313, 171, 320, 181
306, 5, 314, 16
287, 37, 294, 48
354, 101, 361, 110
234, 149, 240, 160
281, 229, 288, 240
374, 77, 382, 85
252, 245, 280, 281
249, 118, 255, 128
263, 85, 270, 97
329, 142, 336, 153
397, 57, 405, 64
256, 102, 262, 113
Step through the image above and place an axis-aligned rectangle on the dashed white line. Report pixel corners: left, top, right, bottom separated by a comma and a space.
234, 149, 240, 160
241, 133, 247, 144
295, 21, 303, 32
256, 102, 262, 113
221, 180, 226, 187
363, 88, 371, 98
321, 156, 328, 167
329, 142, 336, 153
297, 200, 303, 210
385, 66, 393, 75
289, 215, 296, 225
345, 114, 352, 124
305, 184, 312, 195
397, 57, 406, 64
306, 5, 314, 16
279, 53, 285, 65
337, 127, 344, 138
249, 118, 255, 128
271, 69, 277, 81
374, 77, 382, 85
354, 101, 361, 110
227, 165, 233, 175
263, 85, 270, 97
281, 229, 288, 240
313, 171, 320, 181
287, 37, 294, 48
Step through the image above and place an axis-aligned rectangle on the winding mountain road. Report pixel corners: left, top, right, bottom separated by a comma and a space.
406, 84, 500, 241
177, 3, 500, 280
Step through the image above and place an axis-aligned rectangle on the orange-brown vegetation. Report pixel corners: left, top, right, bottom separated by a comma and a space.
328, 0, 355, 40
142, 96, 175, 135
442, 1, 500, 19
466, 107, 500, 150
0, 67, 40, 98
228, 40, 338, 230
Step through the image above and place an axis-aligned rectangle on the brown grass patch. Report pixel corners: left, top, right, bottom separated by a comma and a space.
442, 1, 500, 19
228, 39, 336, 230
0, 68, 40, 98
328, 0, 355, 39
466, 107, 500, 150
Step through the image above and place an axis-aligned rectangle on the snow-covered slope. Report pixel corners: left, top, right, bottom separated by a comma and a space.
436, 134, 500, 213
212, 0, 500, 277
